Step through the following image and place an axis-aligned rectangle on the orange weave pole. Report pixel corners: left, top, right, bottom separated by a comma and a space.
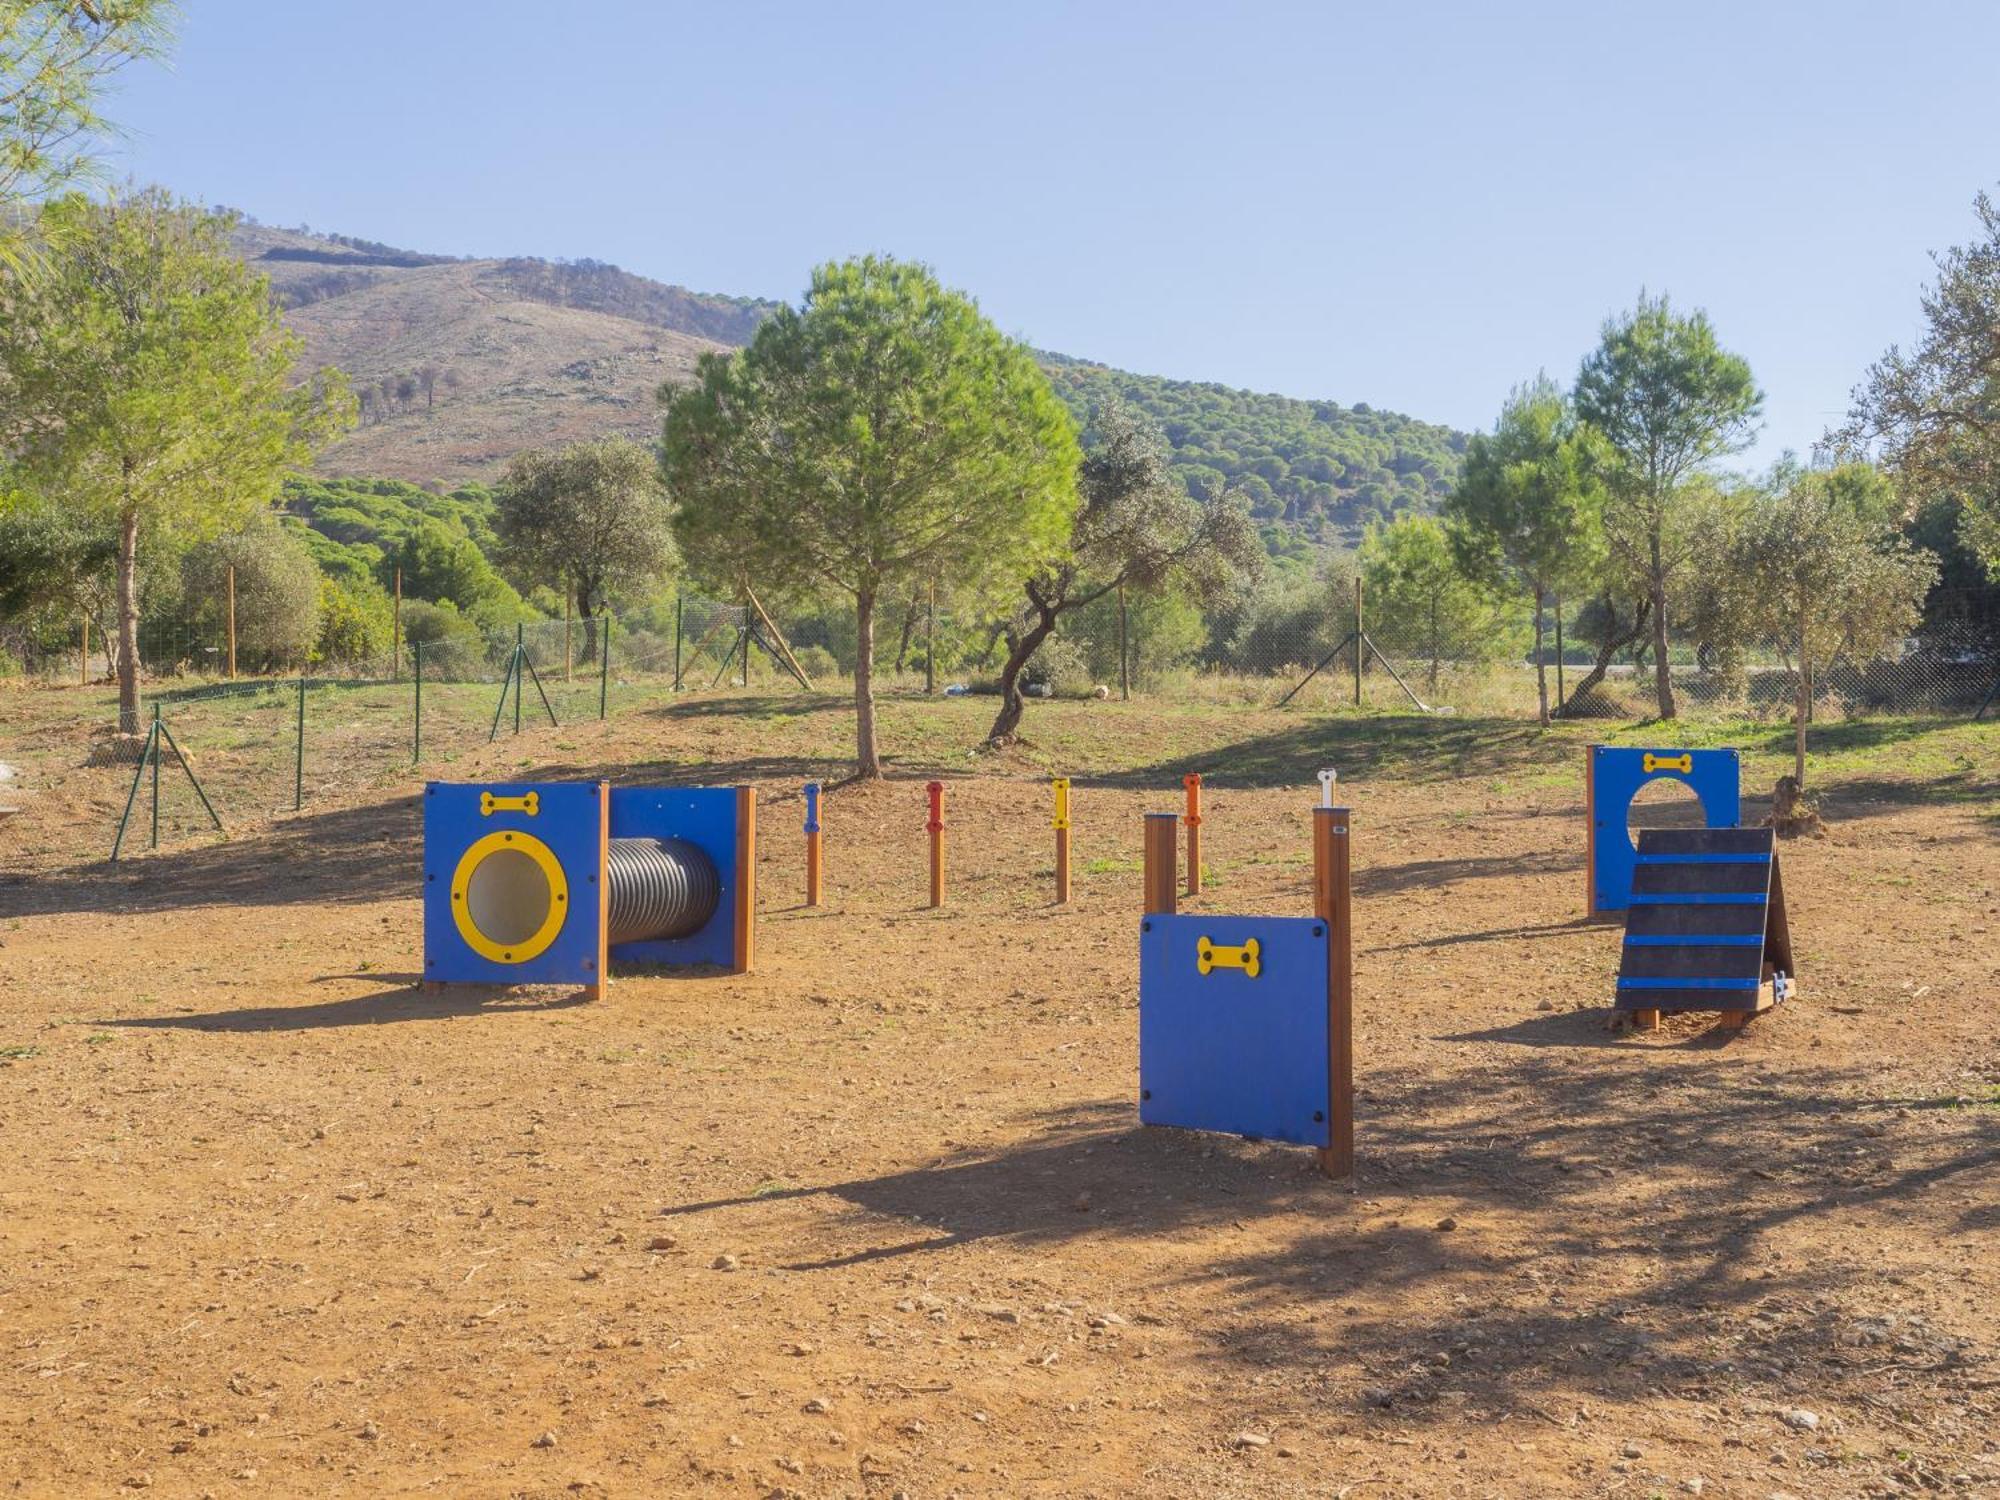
1182, 772, 1203, 897
926, 781, 945, 908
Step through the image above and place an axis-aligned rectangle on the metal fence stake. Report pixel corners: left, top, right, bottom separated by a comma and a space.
151, 702, 162, 849
412, 639, 423, 764
295, 675, 306, 812
600, 614, 611, 720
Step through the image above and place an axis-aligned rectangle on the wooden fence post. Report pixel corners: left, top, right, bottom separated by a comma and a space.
1314, 803, 1354, 1180
1142, 812, 1178, 916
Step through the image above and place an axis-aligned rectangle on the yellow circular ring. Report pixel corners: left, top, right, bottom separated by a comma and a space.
450, 829, 570, 964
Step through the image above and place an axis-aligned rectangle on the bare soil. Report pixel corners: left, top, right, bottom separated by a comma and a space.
3, 696, 1997, 1498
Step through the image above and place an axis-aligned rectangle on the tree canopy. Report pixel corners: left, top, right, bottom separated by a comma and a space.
1575, 292, 1762, 718
0, 187, 352, 727
1838, 190, 2000, 576
1445, 375, 1603, 723
662, 254, 1080, 777
0, 1, 174, 262
494, 436, 674, 657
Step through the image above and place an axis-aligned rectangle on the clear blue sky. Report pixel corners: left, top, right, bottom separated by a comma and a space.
103, 0, 2000, 463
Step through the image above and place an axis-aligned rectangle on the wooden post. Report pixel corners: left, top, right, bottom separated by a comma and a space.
392, 567, 402, 680
803, 781, 823, 908
1584, 744, 1599, 919
926, 781, 945, 908
1352, 575, 1364, 707
225, 564, 237, 680
1182, 772, 1203, 897
1052, 776, 1071, 905
592, 780, 610, 1002
1314, 803, 1355, 1180
79, 615, 89, 686
1634, 1008, 1661, 1032
733, 786, 756, 974
1142, 812, 1178, 916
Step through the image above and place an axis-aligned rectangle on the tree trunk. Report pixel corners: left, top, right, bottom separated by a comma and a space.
116, 506, 141, 735
1793, 645, 1810, 790
986, 609, 1058, 745
1532, 583, 1549, 728
893, 590, 920, 672
853, 587, 881, 778
1648, 558, 1675, 719
1558, 595, 1651, 718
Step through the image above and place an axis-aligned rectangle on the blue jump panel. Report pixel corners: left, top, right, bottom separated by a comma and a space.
1590, 747, 1741, 913
424, 781, 603, 987
608, 785, 742, 971
1139, 914, 1331, 1148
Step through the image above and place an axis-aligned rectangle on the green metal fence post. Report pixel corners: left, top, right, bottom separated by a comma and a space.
413, 639, 423, 765
600, 614, 611, 720
157, 718, 222, 833
149, 701, 161, 850
295, 674, 306, 812
514, 623, 523, 736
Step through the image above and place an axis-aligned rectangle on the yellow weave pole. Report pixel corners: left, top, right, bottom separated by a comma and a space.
1052, 776, 1071, 904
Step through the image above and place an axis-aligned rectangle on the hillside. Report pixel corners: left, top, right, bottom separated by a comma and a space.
239, 222, 1465, 541
1041, 356, 1464, 545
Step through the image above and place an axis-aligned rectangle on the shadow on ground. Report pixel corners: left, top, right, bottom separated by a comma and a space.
90, 981, 593, 1031
659, 1059, 1998, 1426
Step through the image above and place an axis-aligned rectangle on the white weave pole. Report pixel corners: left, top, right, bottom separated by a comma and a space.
1317, 768, 1338, 808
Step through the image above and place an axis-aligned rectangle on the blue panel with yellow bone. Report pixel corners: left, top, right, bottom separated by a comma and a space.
423, 782, 605, 987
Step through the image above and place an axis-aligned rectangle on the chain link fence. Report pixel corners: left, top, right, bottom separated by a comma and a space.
4, 585, 1995, 874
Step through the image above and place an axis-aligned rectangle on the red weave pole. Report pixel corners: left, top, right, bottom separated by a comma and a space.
1183, 772, 1203, 897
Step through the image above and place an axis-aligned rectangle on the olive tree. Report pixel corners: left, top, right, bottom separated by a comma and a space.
494, 436, 673, 661
1739, 463, 1938, 788
986, 400, 1258, 743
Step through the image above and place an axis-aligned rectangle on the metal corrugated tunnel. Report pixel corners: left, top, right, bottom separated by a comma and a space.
606, 837, 720, 944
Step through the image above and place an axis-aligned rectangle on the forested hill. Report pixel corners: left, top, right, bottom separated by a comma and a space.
236, 220, 1465, 542
1041, 356, 1465, 546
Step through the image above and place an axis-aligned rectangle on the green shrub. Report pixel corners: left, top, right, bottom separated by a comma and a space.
314, 578, 392, 670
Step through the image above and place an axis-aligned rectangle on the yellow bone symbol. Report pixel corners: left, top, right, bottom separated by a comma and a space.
1051, 776, 1070, 830
479, 790, 540, 817
1196, 935, 1261, 978
1641, 752, 1693, 775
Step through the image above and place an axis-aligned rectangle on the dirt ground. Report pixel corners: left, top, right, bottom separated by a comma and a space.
3, 695, 1997, 1499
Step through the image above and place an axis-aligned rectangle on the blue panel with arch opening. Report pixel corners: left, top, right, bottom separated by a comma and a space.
1590, 747, 1740, 914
